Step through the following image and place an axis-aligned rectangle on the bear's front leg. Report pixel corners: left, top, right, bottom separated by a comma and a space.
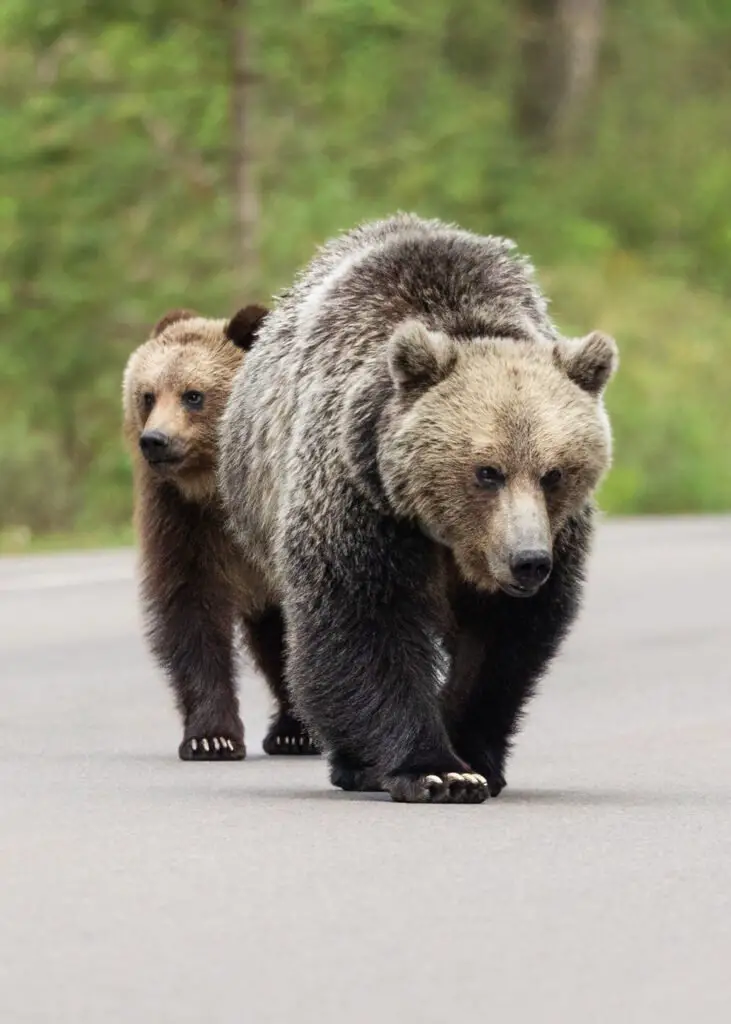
282, 506, 488, 804
443, 510, 591, 794
155, 590, 246, 762
150, 595, 246, 762
139, 489, 246, 762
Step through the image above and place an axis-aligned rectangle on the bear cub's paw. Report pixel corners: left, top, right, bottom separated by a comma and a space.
179, 734, 246, 761
263, 709, 320, 756
385, 771, 489, 804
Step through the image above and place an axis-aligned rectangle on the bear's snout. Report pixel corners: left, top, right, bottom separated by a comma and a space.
139, 429, 177, 465
505, 548, 553, 596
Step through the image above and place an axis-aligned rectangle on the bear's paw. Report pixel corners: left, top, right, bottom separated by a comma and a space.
385, 771, 489, 804
178, 735, 246, 762
262, 710, 320, 756
329, 762, 382, 793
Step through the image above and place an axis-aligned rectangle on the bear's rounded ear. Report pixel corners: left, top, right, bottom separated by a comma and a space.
152, 309, 198, 336
387, 320, 458, 392
554, 331, 618, 396
225, 304, 269, 351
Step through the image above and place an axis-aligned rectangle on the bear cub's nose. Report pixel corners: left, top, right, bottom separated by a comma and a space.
139, 429, 171, 463
509, 550, 553, 589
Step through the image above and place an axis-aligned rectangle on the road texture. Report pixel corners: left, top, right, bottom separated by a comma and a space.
0, 517, 729, 1023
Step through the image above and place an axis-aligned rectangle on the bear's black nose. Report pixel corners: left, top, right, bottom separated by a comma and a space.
139, 429, 171, 463
509, 550, 553, 589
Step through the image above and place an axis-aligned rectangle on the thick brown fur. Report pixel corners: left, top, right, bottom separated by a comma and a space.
122, 307, 318, 760
219, 214, 618, 801
225, 304, 269, 350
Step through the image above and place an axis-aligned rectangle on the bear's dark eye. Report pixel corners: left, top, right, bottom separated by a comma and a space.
142, 392, 155, 411
475, 466, 505, 490
182, 390, 204, 411
541, 468, 563, 491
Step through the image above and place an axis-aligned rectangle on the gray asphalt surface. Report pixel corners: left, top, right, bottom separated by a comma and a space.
0, 517, 729, 1023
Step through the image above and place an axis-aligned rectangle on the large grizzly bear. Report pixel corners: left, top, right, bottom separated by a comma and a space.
122, 307, 318, 760
219, 214, 618, 802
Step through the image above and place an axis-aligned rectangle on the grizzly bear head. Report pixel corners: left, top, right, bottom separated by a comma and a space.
348, 320, 618, 596
122, 305, 268, 502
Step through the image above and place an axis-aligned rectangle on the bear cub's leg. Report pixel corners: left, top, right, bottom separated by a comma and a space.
140, 493, 247, 762
167, 591, 246, 762
158, 604, 247, 763
242, 608, 320, 756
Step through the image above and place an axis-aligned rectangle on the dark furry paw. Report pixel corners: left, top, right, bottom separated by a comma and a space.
457, 757, 505, 797
385, 771, 489, 804
262, 710, 320, 756
179, 735, 246, 761
480, 766, 506, 798
454, 747, 506, 797
329, 763, 382, 792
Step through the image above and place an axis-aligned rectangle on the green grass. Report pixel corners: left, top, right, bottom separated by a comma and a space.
0, 525, 134, 556
545, 257, 731, 515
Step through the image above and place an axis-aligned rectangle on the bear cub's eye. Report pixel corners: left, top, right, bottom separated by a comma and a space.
475, 466, 506, 490
541, 468, 563, 490
142, 392, 155, 411
182, 390, 204, 410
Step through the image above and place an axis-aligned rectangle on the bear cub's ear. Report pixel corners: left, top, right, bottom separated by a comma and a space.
225, 304, 269, 351
554, 331, 618, 396
152, 309, 198, 336
388, 320, 459, 392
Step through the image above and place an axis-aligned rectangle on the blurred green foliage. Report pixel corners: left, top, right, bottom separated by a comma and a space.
1, 0, 730, 548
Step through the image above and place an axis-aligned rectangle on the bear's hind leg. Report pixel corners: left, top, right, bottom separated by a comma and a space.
241, 607, 320, 756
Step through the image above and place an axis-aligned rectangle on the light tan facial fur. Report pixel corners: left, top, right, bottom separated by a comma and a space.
381, 322, 618, 593
122, 314, 244, 504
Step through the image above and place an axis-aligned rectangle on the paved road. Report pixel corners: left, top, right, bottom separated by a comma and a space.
0, 517, 729, 1023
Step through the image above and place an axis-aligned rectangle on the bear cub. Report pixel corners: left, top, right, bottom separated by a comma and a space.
122, 306, 318, 760
219, 214, 618, 802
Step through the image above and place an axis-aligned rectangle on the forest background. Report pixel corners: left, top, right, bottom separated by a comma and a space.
2, 0, 730, 550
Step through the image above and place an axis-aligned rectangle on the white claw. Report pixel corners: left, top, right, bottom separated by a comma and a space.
212, 738, 220, 751
285, 736, 291, 746
425, 774, 443, 786
226, 740, 234, 751
275, 736, 281, 746
474, 774, 487, 786
445, 772, 464, 784
190, 739, 198, 752
202, 738, 210, 752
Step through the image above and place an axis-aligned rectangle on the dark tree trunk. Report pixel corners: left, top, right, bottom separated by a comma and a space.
225, 0, 258, 283
515, 0, 605, 150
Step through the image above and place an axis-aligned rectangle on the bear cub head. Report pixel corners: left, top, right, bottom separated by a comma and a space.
374, 321, 618, 597
123, 304, 267, 502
